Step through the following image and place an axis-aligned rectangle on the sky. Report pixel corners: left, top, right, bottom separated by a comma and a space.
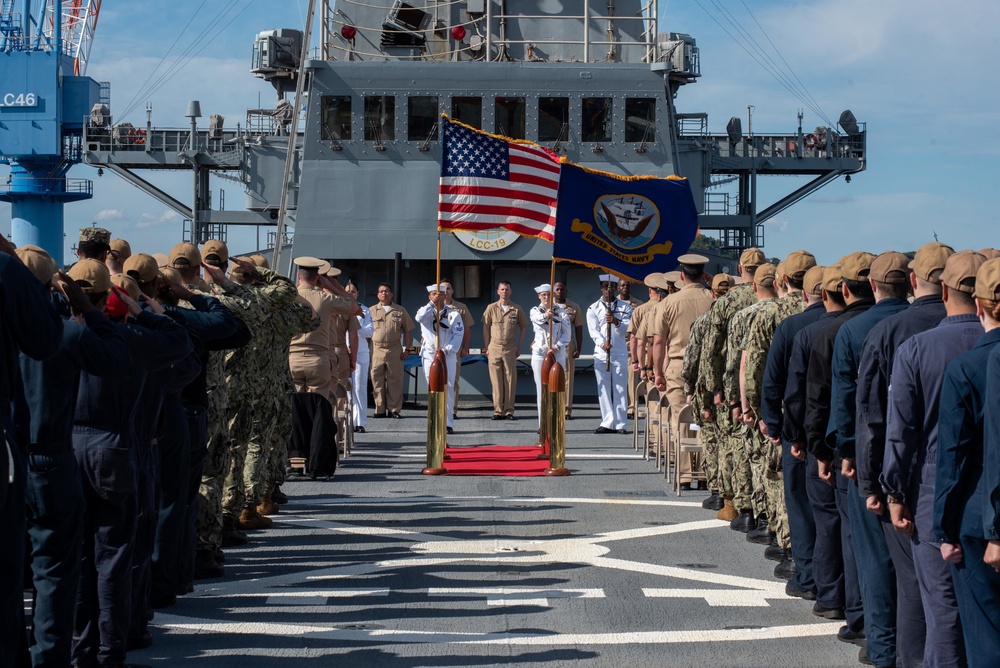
2, 0, 998, 265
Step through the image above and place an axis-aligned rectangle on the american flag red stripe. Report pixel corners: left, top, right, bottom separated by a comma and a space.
438, 119, 561, 242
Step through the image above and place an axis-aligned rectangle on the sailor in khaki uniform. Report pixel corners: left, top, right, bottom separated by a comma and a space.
322, 265, 361, 392
652, 254, 714, 485
288, 257, 356, 399
629, 273, 666, 385
482, 281, 529, 419
620, 277, 646, 417
553, 281, 584, 418
441, 279, 474, 420
369, 283, 414, 418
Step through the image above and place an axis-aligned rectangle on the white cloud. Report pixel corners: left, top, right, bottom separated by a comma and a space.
94, 208, 123, 221
135, 209, 179, 229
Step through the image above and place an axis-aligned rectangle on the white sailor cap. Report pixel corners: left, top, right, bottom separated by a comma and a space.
426, 283, 446, 293
534, 283, 552, 294
598, 273, 614, 283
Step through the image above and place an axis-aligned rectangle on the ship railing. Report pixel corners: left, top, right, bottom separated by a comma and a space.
704, 192, 732, 216
0, 176, 92, 196
82, 122, 246, 156
708, 130, 866, 161
676, 113, 708, 138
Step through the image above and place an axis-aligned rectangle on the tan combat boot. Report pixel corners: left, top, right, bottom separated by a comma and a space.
238, 506, 273, 530
257, 494, 280, 516
716, 497, 739, 521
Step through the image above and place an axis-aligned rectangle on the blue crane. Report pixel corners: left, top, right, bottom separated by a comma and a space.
0, 0, 104, 265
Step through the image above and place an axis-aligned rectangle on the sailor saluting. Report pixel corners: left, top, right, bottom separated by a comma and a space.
415, 284, 465, 434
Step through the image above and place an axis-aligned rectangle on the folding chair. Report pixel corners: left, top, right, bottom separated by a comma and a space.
642, 387, 660, 461
673, 404, 706, 495
632, 380, 648, 452
656, 396, 671, 472
333, 380, 354, 458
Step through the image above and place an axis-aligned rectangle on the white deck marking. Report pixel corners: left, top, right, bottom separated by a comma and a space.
643, 588, 788, 607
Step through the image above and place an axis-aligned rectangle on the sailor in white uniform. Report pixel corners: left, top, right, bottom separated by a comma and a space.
529, 283, 572, 425
347, 282, 374, 432
415, 283, 465, 433
587, 274, 633, 434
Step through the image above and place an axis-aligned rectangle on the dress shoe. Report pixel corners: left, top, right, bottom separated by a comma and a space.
176, 581, 194, 596
729, 509, 755, 532
357, 426, 366, 433
491, 414, 503, 421
505, 414, 516, 420
447, 426, 455, 434
811, 602, 846, 619
257, 494, 280, 516
773, 550, 796, 580
716, 498, 739, 521
617, 429, 629, 434
696, 480, 708, 491
237, 507, 273, 530
594, 426, 614, 434
214, 548, 225, 564
453, 414, 458, 420
127, 632, 153, 651
701, 492, 724, 511
764, 540, 785, 561
837, 625, 865, 645
564, 414, 573, 420
373, 413, 386, 418
271, 487, 289, 505
784, 582, 816, 600
627, 412, 634, 420
746, 514, 772, 544
194, 551, 224, 580
679, 482, 692, 491
389, 412, 402, 419
151, 593, 177, 609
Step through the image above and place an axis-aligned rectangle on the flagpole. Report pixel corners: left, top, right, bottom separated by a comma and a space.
435, 232, 442, 349
548, 258, 556, 346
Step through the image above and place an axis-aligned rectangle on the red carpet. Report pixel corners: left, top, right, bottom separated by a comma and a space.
443, 445, 551, 476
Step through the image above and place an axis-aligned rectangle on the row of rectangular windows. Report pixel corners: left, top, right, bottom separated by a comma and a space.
319, 95, 656, 144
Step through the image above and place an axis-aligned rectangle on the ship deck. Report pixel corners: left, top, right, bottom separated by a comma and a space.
120, 403, 860, 667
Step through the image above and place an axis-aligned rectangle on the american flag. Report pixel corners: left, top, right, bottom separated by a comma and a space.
438, 118, 561, 242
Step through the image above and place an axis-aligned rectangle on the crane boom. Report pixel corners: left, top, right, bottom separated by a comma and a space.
41, 0, 101, 75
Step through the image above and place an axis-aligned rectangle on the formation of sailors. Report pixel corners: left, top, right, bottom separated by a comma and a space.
669, 244, 1000, 668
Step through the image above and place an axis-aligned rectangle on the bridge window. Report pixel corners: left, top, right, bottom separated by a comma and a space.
582, 98, 612, 142
321, 95, 352, 140
408, 96, 439, 141
452, 97, 482, 130
495, 96, 526, 140
364, 96, 395, 141
538, 97, 569, 142
625, 98, 656, 143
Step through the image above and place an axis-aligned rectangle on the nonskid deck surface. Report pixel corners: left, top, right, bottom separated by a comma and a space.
132, 405, 859, 667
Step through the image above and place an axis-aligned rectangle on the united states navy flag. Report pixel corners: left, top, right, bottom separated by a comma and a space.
552, 163, 699, 282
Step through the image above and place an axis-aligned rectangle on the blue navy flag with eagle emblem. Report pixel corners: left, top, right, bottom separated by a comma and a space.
551, 162, 699, 282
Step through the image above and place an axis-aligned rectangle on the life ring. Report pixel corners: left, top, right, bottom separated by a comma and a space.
804, 133, 818, 149
131, 128, 146, 145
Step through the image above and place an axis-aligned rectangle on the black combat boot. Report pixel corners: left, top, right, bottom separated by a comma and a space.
730, 509, 755, 532
764, 538, 785, 562
746, 513, 773, 544
701, 491, 724, 511
773, 549, 796, 580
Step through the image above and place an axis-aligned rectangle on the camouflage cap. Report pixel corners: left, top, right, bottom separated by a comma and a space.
109, 238, 132, 260
942, 250, 986, 295
909, 242, 954, 283
822, 263, 844, 293
978, 248, 1000, 261
250, 254, 270, 268
712, 273, 732, 291
67, 258, 112, 293
229, 256, 255, 277
169, 242, 202, 269
123, 253, 160, 284
775, 262, 787, 283
783, 250, 817, 278
202, 239, 229, 266
79, 226, 111, 246
740, 248, 767, 270
870, 251, 911, 285
840, 252, 876, 282
15, 245, 58, 285
754, 263, 778, 287
974, 258, 1000, 301
110, 273, 141, 301
803, 265, 826, 296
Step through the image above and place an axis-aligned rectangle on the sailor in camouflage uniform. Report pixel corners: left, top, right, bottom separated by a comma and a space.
222, 257, 298, 530
700, 248, 766, 521
743, 252, 814, 579
683, 272, 731, 510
